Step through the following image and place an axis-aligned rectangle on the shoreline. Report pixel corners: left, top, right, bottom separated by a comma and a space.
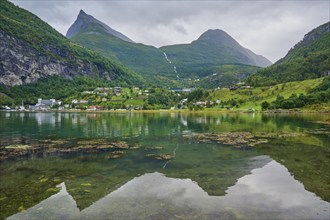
1, 108, 330, 114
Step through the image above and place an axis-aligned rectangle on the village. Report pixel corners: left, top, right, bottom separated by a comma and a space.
1, 86, 224, 112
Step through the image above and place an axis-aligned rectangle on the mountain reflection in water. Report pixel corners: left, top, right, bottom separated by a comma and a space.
1, 112, 329, 219
8, 158, 329, 220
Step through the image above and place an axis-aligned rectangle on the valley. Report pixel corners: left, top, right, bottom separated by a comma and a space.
1, 77, 328, 112
1, 0, 329, 111
0, 1, 329, 219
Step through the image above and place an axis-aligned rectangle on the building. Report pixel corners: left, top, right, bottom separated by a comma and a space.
195, 101, 207, 106
72, 100, 88, 104
170, 88, 195, 93
37, 98, 61, 106
114, 87, 122, 94
29, 98, 61, 111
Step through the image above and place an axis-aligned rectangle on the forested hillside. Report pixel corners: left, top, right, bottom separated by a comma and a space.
67, 10, 176, 84
67, 11, 271, 88
161, 29, 271, 78
247, 22, 330, 86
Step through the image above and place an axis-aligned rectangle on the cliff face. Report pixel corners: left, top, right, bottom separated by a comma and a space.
0, 1, 144, 87
0, 30, 112, 86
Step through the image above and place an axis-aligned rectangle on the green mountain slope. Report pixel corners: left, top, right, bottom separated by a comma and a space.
208, 77, 328, 110
247, 22, 330, 86
67, 10, 175, 85
0, 0, 143, 87
67, 11, 271, 87
160, 29, 272, 78
193, 64, 261, 89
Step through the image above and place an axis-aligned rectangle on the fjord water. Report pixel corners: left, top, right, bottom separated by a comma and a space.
0, 112, 329, 219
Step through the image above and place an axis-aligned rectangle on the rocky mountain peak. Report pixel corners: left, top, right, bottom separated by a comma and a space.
66, 10, 134, 43
196, 29, 238, 46
201, 29, 227, 37
78, 9, 87, 17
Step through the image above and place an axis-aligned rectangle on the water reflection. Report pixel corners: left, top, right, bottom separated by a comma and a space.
8, 158, 329, 220
1, 112, 329, 219
0, 112, 327, 141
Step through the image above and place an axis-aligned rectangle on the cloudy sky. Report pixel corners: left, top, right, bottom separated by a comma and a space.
12, 0, 329, 63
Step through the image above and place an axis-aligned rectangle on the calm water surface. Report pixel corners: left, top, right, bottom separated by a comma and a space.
0, 112, 329, 219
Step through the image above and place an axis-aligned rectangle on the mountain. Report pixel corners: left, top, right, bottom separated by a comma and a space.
66, 10, 134, 43
160, 29, 272, 78
247, 22, 330, 86
67, 11, 271, 87
0, 0, 143, 87
192, 64, 261, 89
66, 11, 175, 85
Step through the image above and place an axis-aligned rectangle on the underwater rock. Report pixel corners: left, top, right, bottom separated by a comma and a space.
0, 141, 130, 161
111, 141, 129, 149
106, 151, 124, 159
186, 131, 306, 148
76, 140, 107, 145
39, 178, 48, 183
0, 145, 42, 160
46, 188, 59, 193
186, 132, 267, 147
53, 142, 129, 153
52, 178, 61, 183
254, 132, 304, 138
76, 140, 128, 149
314, 119, 330, 125
40, 139, 70, 147
130, 144, 141, 149
189, 132, 258, 146
17, 206, 25, 212
145, 146, 164, 150
145, 154, 174, 160
247, 139, 269, 147
5, 145, 32, 149
307, 128, 330, 135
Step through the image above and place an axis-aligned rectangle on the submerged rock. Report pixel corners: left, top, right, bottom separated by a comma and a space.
46, 188, 59, 193
254, 132, 304, 139
314, 119, 330, 125
145, 146, 164, 150
106, 151, 125, 159
76, 140, 107, 145
0, 140, 130, 161
76, 140, 128, 149
185, 131, 306, 148
307, 128, 330, 135
5, 145, 32, 149
145, 154, 174, 160
40, 139, 70, 147
248, 139, 269, 147
189, 132, 260, 146
130, 144, 141, 149
111, 142, 129, 149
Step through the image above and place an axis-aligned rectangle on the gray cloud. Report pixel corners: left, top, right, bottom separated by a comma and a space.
11, 0, 330, 62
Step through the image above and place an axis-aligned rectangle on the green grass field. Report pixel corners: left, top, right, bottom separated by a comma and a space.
209, 78, 325, 110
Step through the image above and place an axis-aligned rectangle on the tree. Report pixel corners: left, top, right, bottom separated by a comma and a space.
261, 101, 270, 110
187, 89, 206, 102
